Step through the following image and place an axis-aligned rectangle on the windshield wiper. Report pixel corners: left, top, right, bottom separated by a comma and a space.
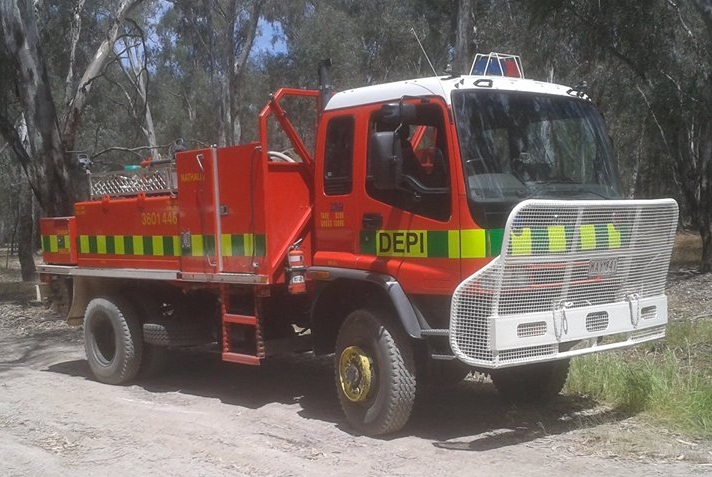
526, 184, 610, 200
524, 177, 579, 198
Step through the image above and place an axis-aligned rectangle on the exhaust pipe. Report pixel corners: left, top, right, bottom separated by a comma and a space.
317, 58, 333, 113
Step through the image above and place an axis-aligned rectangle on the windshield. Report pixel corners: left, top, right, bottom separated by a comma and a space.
452, 90, 621, 226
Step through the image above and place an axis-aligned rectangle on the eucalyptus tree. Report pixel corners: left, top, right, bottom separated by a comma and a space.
523, 0, 712, 271
0, 0, 147, 279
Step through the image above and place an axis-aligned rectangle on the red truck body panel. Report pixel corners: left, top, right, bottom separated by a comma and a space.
44, 141, 313, 285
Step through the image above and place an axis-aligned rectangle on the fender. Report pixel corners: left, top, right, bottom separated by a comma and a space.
308, 266, 428, 338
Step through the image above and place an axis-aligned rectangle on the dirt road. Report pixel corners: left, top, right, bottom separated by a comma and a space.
0, 297, 710, 477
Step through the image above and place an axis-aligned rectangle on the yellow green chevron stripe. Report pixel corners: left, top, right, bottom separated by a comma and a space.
220, 233, 266, 257
41, 234, 71, 253
359, 224, 625, 258
73, 234, 265, 257
359, 229, 504, 258
508, 223, 626, 256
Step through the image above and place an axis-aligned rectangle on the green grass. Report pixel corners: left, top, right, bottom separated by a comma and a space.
565, 319, 712, 437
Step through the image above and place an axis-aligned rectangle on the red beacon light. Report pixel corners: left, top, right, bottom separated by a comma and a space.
470, 52, 524, 79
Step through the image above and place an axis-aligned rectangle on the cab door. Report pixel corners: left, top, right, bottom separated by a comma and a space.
354, 99, 461, 295
313, 113, 360, 268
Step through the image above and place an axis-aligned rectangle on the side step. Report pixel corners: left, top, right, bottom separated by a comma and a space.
220, 287, 265, 366
420, 328, 456, 361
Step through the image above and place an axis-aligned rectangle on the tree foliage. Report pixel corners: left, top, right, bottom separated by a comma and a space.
2, 0, 712, 275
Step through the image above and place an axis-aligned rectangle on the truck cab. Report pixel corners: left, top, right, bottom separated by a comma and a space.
309, 54, 677, 434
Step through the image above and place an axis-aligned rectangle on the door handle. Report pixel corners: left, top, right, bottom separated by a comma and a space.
362, 213, 383, 230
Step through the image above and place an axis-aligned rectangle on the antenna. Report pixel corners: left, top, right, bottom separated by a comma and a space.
410, 28, 438, 77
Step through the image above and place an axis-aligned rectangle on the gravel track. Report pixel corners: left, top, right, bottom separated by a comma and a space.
0, 266, 710, 476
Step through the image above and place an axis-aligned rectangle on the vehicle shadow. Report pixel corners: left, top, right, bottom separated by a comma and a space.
46, 350, 630, 448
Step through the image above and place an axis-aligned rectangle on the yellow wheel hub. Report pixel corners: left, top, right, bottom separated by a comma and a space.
339, 346, 373, 402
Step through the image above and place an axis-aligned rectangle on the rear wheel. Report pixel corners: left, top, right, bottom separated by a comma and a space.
334, 309, 416, 436
84, 296, 143, 385
490, 359, 570, 403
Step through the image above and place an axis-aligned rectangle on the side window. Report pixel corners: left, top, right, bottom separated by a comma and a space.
324, 116, 355, 195
366, 104, 451, 221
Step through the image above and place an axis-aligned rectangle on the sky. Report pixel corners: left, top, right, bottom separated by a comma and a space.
253, 19, 288, 58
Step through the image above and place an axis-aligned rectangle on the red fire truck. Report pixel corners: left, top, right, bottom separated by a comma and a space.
39, 53, 678, 436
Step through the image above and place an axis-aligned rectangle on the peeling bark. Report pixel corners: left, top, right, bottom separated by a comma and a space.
119, 36, 158, 158
63, 0, 86, 106
0, 0, 73, 216
229, 0, 262, 145
62, 0, 144, 154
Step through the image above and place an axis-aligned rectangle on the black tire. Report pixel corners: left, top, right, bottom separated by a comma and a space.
490, 359, 570, 403
127, 294, 170, 377
84, 296, 143, 385
143, 322, 212, 347
334, 309, 416, 436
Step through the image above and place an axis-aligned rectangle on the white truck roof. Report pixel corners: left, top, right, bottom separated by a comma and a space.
324, 75, 584, 112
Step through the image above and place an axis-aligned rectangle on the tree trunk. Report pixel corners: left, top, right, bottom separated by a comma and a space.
61, 0, 144, 154
0, 0, 73, 216
698, 131, 712, 272
453, 0, 473, 75
17, 179, 35, 281
229, 0, 262, 145
122, 39, 158, 159
63, 0, 86, 106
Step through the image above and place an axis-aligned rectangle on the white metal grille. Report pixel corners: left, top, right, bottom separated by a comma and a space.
586, 312, 609, 332
517, 321, 547, 338
450, 199, 678, 368
90, 164, 177, 199
641, 305, 657, 320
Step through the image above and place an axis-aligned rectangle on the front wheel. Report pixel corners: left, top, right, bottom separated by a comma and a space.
334, 309, 416, 436
490, 359, 570, 403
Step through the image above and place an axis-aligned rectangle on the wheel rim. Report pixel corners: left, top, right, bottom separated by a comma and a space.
92, 312, 116, 365
338, 346, 373, 402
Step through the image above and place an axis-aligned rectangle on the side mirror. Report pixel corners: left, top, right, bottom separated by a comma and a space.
380, 102, 417, 125
370, 132, 402, 190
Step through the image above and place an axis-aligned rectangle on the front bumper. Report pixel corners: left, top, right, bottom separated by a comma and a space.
449, 198, 678, 369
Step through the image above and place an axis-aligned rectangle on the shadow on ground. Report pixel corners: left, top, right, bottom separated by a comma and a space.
46, 350, 631, 448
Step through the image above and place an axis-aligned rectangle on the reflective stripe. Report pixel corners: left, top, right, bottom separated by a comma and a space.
359, 223, 624, 259
41, 235, 71, 253
115, 236, 125, 255
220, 234, 266, 257
579, 224, 596, 250
607, 223, 621, 248
460, 229, 487, 259
97, 236, 107, 254
190, 235, 204, 257
447, 230, 460, 259
72, 234, 262, 257
511, 228, 532, 256
133, 236, 144, 256
152, 236, 164, 256
360, 229, 502, 258
547, 226, 567, 253
80, 235, 90, 254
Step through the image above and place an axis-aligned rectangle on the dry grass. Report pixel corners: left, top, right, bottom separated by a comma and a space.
566, 232, 712, 438
671, 232, 702, 266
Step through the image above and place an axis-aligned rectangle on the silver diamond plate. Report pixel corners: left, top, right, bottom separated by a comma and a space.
450, 199, 678, 368
90, 165, 177, 199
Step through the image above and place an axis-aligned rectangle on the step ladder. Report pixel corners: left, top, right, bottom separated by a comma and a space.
220, 286, 265, 365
